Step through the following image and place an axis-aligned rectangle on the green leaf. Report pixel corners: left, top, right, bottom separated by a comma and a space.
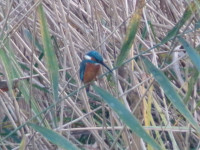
92, 85, 162, 150
161, 1, 198, 44
178, 37, 200, 72
142, 57, 200, 133
23, 29, 44, 68
19, 136, 26, 150
0, 39, 15, 92
138, 25, 147, 51
116, 1, 144, 66
194, 19, 200, 29
28, 123, 80, 150
23, 29, 44, 53
37, 4, 59, 101
184, 69, 199, 103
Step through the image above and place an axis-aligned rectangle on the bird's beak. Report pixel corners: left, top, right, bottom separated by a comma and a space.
101, 62, 112, 73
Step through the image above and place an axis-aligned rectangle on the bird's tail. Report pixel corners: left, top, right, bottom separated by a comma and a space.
85, 84, 90, 92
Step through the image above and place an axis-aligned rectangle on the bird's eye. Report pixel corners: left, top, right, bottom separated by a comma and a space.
91, 57, 97, 61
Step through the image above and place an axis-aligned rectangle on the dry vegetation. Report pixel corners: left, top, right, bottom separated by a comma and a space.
0, 0, 200, 150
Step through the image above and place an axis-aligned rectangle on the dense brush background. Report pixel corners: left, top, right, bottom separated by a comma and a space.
0, 0, 200, 150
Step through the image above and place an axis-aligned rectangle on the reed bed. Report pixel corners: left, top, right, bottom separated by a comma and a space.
0, 0, 200, 150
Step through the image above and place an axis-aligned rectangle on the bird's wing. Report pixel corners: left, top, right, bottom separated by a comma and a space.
80, 60, 86, 81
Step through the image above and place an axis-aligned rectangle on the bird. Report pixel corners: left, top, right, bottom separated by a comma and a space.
79, 50, 112, 91
0, 80, 18, 92
0, 81, 9, 92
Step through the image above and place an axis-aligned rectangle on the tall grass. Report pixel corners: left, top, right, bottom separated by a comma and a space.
0, 0, 200, 150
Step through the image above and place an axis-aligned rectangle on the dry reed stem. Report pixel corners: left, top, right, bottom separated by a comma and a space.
0, 0, 199, 149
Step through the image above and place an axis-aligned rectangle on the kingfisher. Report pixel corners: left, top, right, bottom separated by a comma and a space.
80, 50, 112, 91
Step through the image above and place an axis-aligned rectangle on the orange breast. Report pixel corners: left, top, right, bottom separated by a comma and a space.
83, 63, 100, 83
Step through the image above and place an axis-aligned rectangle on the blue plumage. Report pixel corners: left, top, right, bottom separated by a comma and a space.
79, 50, 112, 87
86, 50, 103, 63
80, 51, 104, 81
